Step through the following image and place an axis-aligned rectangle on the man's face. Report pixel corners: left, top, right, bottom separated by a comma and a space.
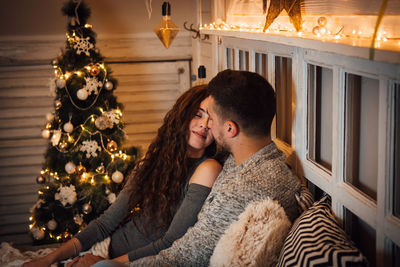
207, 96, 230, 152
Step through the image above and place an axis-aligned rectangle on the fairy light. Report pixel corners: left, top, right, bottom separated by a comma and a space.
29, 216, 33, 221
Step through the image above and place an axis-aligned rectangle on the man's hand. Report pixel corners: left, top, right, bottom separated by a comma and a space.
67, 253, 104, 267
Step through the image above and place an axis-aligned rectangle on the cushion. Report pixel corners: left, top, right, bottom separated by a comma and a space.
277, 196, 368, 267
295, 183, 314, 213
209, 198, 291, 267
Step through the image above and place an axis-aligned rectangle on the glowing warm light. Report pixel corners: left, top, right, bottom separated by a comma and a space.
84, 24, 92, 28
29, 216, 33, 221
38, 191, 43, 195
76, 71, 82, 76
64, 73, 71, 79
29, 224, 33, 229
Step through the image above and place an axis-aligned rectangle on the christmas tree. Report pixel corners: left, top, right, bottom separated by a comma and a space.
29, 0, 138, 244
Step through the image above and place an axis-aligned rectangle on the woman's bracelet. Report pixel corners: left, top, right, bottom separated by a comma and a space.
72, 238, 78, 257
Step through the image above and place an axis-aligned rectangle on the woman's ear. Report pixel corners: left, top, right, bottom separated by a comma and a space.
225, 121, 239, 137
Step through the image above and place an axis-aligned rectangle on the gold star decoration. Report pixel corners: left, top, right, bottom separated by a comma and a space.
263, 0, 303, 32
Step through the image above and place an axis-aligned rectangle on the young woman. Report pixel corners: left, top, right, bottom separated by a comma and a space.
23, 85, 222, 267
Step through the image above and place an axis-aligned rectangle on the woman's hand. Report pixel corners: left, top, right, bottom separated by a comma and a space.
67, 253, 104, 267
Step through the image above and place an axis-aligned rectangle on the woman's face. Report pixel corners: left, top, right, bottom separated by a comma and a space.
187, 97, 214, 158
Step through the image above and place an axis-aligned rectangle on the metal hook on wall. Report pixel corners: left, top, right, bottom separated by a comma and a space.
183, 22, 209, 40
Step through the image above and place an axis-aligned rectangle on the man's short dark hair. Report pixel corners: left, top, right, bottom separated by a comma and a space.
208, 69, 276, 137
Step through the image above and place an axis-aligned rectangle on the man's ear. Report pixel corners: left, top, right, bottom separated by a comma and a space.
225, 121, 239, 137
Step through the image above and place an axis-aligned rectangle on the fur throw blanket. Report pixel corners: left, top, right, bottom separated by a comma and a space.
209, 198, 291, 267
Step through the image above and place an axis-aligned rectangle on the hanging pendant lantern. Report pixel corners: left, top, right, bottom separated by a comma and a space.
154, 2, 179, 49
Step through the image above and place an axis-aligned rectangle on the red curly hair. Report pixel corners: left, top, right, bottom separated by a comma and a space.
125, 85, 214, 231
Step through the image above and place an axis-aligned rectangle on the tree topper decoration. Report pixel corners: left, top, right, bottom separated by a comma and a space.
263, 0, 303, 32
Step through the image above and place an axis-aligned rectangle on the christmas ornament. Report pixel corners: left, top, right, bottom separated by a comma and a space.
104, 81, 113, 91
107, 193, 116, 204
104, 110, 121, 124
41, 129, 51, 139
89, 65, 100, 76
67, 134, 75, 143
31, 226, 45, 240
76, 163, 86, 175
312, 16, 328, 36
96, 164, 105, 174
62, 231, 73, 241
83, 77, 102, 95
107, 140, 118, 152
29, 199, 45, 213
77, 88, 89, 100
59, 141, 69, 152
80, 140, 101, 158
55, 185, 77, 206
36, 175, 46, 184
95, 115, 113, 130
46, 112, 54, 121
73, 36, 94, 56
154, 2, 179, 49
318, 16, 327, 27
111, 170, 124, 184
47, 219, 57, 231
55, 100, 62, 110
63, 121, 74, 133
74, 214, 84, 225
51, 59, 57, 66
82, 203, 92, 214
65, 161, 76, 174
263, 0, 303, 32
51, 130, 62, 146
56, 78, 66, 88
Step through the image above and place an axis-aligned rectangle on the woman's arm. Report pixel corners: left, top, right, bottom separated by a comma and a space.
22, 237, 82, 267
113, 159, 222, 263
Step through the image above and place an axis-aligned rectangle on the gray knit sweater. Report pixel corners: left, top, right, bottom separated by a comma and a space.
130, 142, 301, 266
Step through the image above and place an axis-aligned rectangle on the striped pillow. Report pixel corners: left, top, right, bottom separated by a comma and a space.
295, 184, 314, 212
277, 196, 368, 267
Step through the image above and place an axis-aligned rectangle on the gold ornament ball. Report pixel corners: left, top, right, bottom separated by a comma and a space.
317, 16, 327, 27
312, 26, 321, 35
105, 81, 114, 90
82, 203, 92, 214
55, 100, 62, 110
46, 112, 54, 121
96, 164, 105, 174
59, 141, 69, 152
63, 121, 74, 133
76, 163, 86, 175
112, 170, 124, 184
89, 65, 101, 76
36, 175, 46, 184
107, 140, 118, 152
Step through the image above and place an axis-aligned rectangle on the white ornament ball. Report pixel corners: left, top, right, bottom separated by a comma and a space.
65, 161, 76, 174
46, 112, 54, 121
77, 89, 88, 100
63, 121, 74, 133
41, 129, 50, 139
112, 170, 124, 184
83, 203, 92, 214
56, 78, 66, 88
47, 219, 57, 231
105, 81, 114, 91
31, 226, 45, 240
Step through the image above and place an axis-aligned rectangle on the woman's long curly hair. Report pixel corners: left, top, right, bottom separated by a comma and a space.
124, 85, 215, 231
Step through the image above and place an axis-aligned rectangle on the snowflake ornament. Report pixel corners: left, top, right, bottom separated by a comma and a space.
80, 140, 101, 158
55, 185, 77, 206
83, 77, 102, 95
104, 110, 121, 124
29, 199, 45, 213
73, 36, 94, 56
51, 130, 62, 146
48, 78, 57, 97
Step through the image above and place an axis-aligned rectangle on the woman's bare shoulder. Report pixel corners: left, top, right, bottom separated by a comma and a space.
188, 159, 222, 187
